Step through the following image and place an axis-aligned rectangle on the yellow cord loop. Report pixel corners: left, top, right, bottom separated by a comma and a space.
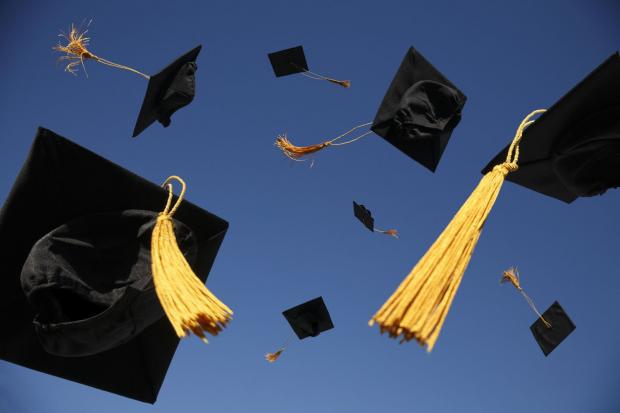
501, 267, 551, 328
151, 176, 233, 344
369, 109, 546, 352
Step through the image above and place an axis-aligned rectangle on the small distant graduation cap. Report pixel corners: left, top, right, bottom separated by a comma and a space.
353, 201, 398, 238
482, 52, 620, 202
0, 128, 230, 403
53, 22, 201, 137
274, 46, 466, 171
501, 268, 575, 356
265, 296, 334, 363
268, 45, 350, 88
530, 301, 576, 356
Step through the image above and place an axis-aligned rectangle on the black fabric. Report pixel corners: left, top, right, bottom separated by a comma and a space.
371, 47, 467, 172
156, 62, 197, 128
282, 296, 334, 340
530, 301, 576, 356
132, 45, 202, 137
0, 127, 229, 403
481, 52, 620, 203
21, 210, 197, 357
353, 201, 374, 232
268, 46, 309, 77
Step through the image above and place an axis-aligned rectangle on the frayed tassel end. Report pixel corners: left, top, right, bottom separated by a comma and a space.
376, 229, 399, 238
265, 349, 284, 363
500, 267, 521, 290
326, 78, 351, 88
275, 134, 331, 161
152, 176, 233, 342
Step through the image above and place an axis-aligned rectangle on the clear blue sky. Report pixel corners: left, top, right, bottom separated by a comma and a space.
1, 1, 619, 412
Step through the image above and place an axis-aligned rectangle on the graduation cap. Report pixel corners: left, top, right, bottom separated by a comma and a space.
53, 22, 201, 137
371, 47, 467, 172
274, 47, 466, 170
0, 127, 231, 402
265, 296, 334, 363
268, 45, 350, 88
353, 201, 398, 238
482, 52, 620, 202
530, 301, 575, 356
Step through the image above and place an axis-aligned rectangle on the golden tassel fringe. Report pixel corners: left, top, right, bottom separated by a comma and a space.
501, 267, 551, 328
375, 229, 399, 239
275, 135, 331, 161
369, 109, 546, 352
54, 22, 150, 79
152, 176, 233, 343
265, 348, 285, 363
275, 123, 373, 161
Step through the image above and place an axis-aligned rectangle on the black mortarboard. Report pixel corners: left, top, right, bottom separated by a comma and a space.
268, 45, 308, 77
371, 47, 467, 172
353, 201, 374, 232
0, 127, 228, 403
132, 45, 202, 137
282, 297, 334, 340
530, 301, 576, 356
482, 52, 620, 202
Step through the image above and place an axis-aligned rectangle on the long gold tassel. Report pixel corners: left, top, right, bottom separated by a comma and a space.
501, 267, 551, 328
275, 122, 372, 161
369, 109, 546, 352
152, 176, 233, 343
54, 22, 150, 79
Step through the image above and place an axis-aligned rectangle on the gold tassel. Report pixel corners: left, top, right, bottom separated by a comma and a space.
501, 267, 551, 328
53, 21, 150, 79
152, 176, 233, 343
275, 122, 372, 161
369, 109, 546, 352
375, 228, 399, 239
265, 348, 285, 363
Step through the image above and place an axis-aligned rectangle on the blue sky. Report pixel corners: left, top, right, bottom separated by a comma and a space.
0, 0, 619, 412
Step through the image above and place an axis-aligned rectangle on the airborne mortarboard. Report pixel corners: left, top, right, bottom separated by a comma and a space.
353, 201, 398, 238
482, 52, 620, 202
274, 46, 466, 171
530, 301, 576, 356
53, 22, 201, 138
0, 128, 230, 403
371, 47, 467, 172
132, 45, 202, 137
265, 296, 334, 362
268, 45, 350, 88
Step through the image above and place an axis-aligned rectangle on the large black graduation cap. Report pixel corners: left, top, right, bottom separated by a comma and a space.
282, 297, 334, 340
132, 45, 202, 137
482, 52, 620, 202
371, 47, 467, 172
353, 201, 374, 232
268, 45, 309, 77
530, 301, 576, 356
0, 127, 228, 403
